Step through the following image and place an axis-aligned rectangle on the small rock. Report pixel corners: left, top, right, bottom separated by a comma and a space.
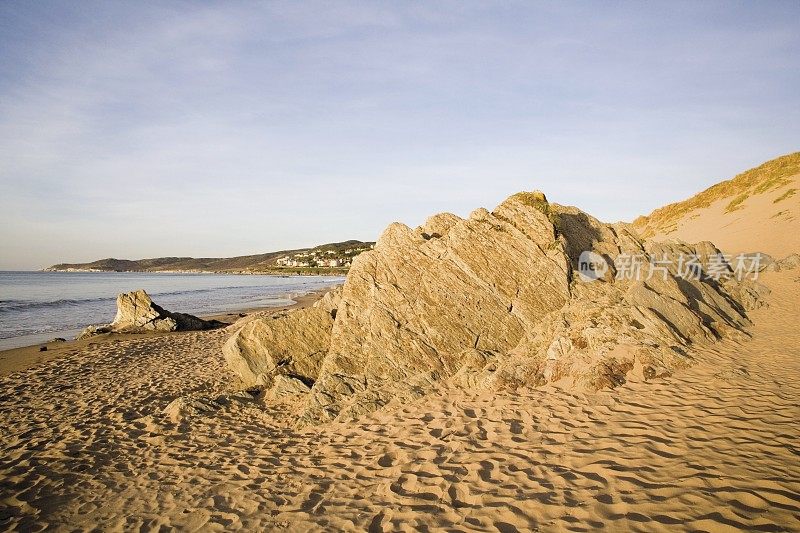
162, 391, 256, 422
740, 252, 775, 272
264, 375, 312, 401
777, 253, 800, 270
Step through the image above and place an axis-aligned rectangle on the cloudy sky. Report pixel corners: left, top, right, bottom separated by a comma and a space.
1, 1, 798, 270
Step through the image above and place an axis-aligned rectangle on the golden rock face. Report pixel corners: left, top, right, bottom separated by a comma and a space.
225, 192, 765, 426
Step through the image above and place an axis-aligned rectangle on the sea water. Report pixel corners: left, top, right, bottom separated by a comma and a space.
0, 271, 343, 349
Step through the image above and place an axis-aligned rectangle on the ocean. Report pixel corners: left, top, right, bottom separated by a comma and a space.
0, 271, 344, 350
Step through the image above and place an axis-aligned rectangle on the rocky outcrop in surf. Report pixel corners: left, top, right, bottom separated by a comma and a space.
77, 289, 223, 339
224, 191, 767, 426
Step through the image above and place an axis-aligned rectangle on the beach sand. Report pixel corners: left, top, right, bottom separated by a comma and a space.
0, 290, 326, 378
1, 273, 798, 531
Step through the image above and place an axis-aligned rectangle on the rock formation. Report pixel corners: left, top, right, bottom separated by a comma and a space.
780, 253, 800, 269
223, 192, 767, 426
224, 289, 340, 389
77, 289, 223, 339
764, 253, 800, 272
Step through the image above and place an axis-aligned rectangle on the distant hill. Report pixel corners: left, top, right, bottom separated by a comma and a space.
46, 240, 375, 273
633, 152, 800, 256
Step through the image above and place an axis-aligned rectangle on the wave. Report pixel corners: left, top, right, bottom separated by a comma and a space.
0, 297, 115, 312
0, 289, 220, 313
0, 323, 87, 340
0, 284, 309, 313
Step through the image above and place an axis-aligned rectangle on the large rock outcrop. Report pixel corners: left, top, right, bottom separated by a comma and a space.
223, 191, 767, 426
77, 289, 223, 339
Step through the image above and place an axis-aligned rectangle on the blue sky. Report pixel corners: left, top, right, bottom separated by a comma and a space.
1, 1, 798, 270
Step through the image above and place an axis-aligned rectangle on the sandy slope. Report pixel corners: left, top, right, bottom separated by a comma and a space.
1, 272, 798, 532
634, 153, 800, 257
647, 174, 800, 257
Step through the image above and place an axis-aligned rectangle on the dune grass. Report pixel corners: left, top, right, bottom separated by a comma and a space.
773, 188, 797, 204
634, 152, 800, 235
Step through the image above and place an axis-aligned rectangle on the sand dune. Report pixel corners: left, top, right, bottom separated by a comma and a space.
1, 270, 798, 531
645, 174, 799, 257
635, 153, 800, 257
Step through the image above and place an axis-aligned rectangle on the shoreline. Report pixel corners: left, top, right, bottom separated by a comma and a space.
38, 268, 350, 276
0, 288, 334, 377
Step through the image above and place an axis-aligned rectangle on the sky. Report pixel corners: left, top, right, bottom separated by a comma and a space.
1, 1, 798, 270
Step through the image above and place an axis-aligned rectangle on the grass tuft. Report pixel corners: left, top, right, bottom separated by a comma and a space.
725, 193, 749, 213
510, 191, 564, 234
773, 188, 797, 204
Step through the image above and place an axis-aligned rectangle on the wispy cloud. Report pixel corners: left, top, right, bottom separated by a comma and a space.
0, 1, 798, 269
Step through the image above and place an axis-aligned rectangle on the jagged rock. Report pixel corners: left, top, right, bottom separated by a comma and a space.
76, 290, 223, 340
726, 280, 771, 310
77, 325, 113, 338
448, 349, 503, 389
225, 191, 766, 426
222, 288, 341, 388
748, 253, 776, 272
757, 253, 798, 273
264, 375, 312, 402
777, 253, 800, 270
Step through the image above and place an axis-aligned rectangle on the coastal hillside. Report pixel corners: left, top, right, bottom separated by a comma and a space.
45, 240, 374, 273
633, 152, 800, 256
